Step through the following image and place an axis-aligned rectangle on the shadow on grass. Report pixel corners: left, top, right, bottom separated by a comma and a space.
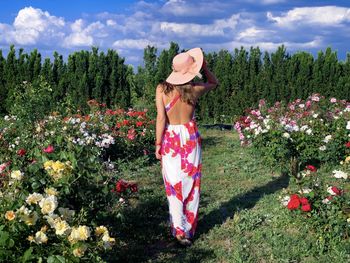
108, 186, 216, 263
199, 123, 234, 130
200, 135, 222, 150
194, 170, 290, 240
109, 171, 289, 262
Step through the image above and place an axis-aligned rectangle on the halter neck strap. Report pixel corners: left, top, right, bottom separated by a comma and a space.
165, 93, 181, 112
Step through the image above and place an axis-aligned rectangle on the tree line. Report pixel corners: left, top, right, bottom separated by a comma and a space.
0, 43, 349, 123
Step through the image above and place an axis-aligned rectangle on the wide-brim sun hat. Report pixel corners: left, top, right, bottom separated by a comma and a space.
166, 47, 204, 85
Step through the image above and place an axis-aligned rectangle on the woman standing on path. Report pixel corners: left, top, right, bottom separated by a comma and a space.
154, 47, 219, 246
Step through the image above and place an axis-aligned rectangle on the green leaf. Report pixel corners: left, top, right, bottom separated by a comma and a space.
21, 247, 34, 262
8, 239, 14, 248
47, 255, 66, 263
31, 181, 40, 190
0, 230, 9, 246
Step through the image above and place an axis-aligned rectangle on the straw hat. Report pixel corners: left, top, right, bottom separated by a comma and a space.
166, 47, 203, 85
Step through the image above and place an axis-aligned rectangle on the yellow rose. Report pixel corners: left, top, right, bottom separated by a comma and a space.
39, 195, 58, 215
69, 225, 90, 243
51, 161, 65, 172
40, 225, 48, 232
44, 214, 59, 228
44, 160, 53, 170
45, 187, 59, 196
5, 210, 16, 221
72, 244, 87, 257
34, 231, 48, 244
27, 235, 35, 243
22, 211, 39, 226
53, 218, 71, 236
95, 226, 108, 236
26, 193, 43, 205
345, 156, 350, 164
17, 205, 30, 215
102, 233, 116, 249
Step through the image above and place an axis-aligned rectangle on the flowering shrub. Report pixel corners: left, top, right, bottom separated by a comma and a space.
0, 100, 153, 261
235, 94, 350, 247
234, 93, 350, 173
279, 161, 350, 246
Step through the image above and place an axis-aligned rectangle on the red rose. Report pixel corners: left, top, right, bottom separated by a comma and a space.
287, 194, 300, 210
115, 179, 128, 193
122, 120, 130, 126
136, 121, 143, 127
306, 165, 317, 172
331, 186, 342, 196
345, 141, 350, 148
43, 145, 54, 153
301, 203, 311, 212
17, 148, 26, 157
299, 197, 309, 206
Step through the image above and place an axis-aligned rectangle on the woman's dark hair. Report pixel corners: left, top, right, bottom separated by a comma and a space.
160, 81, 196, 106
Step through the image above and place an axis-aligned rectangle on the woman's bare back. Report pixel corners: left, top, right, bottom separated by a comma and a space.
162, 88, 196, 125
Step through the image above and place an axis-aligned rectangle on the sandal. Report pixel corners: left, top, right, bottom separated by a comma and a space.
175, 235, 192, 246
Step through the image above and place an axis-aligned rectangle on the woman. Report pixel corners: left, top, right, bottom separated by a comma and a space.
154, 47, 218, 246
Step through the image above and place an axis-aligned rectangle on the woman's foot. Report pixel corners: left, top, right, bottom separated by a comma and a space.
175, 235, 192, 246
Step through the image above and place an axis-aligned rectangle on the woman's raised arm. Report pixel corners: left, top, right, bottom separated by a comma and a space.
194, 59, 219, 96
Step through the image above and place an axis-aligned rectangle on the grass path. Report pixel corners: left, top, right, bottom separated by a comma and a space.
113, 128, 349, 262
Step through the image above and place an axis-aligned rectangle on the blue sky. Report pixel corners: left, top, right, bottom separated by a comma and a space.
1, 0, 350, 68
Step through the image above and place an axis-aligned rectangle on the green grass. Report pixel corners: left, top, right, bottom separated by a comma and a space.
110, 128, 350, 263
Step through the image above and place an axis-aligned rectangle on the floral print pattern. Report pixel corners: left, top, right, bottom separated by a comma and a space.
160, 94, 202, 239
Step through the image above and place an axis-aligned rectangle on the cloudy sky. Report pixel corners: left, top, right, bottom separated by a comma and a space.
1, 0, 350, 67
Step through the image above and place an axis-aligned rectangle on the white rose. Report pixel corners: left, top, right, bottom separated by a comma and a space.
10, 170, 23, 180
319, 145, 326, 151
26, 193, 43, 205
39, 195, 58, 215
280, 195, 290, 206
282, 132, 290, 139
323, 135, 332, 143
34, 231, 48, 244
332, 170, 348, 179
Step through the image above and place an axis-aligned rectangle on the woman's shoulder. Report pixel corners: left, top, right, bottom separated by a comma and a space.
156, 83, 165, 92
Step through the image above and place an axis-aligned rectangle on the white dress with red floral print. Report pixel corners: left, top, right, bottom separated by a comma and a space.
160, 93, 202, 239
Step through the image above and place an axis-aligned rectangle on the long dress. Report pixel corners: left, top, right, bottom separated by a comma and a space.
160, 93, 202, 239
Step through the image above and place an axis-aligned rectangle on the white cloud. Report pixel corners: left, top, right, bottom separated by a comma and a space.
160, 14, 240, 37
205, 36, 322, 52
236, 26, 275, 40
2, 6, 65, 45
161, 0, 225, 16
106, 19, 116, 27
113, 39, 167, 50
113, 38, 158, 50
63, 19, 106, 47
267, 6, 350, 27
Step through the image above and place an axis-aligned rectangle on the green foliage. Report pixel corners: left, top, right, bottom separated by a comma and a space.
7, 77, 53, 124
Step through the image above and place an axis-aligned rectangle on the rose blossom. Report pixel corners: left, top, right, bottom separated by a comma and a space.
43, 145, 54, 153
327, 186, 342, 196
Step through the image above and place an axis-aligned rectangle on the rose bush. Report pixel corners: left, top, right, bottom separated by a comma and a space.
234, 93, 350, 247
0, 99, 153, 261
234, 93, 350, 174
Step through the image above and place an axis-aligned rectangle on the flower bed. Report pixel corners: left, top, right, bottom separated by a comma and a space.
234, 93, 350, 247
0, 101, 154, 261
